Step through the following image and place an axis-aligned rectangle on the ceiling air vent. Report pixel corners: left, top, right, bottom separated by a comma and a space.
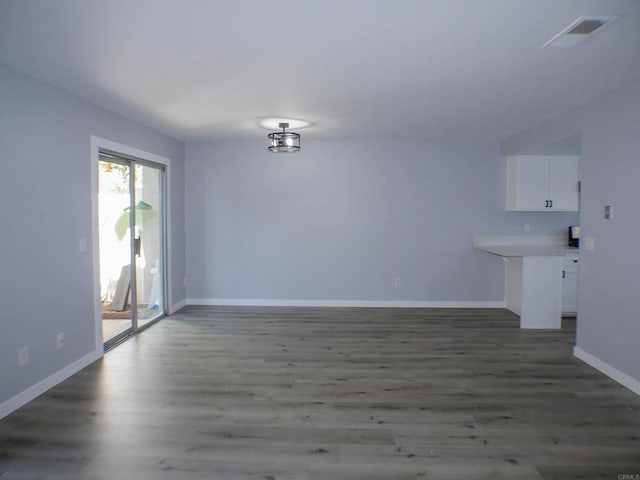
542, 16, 618, 48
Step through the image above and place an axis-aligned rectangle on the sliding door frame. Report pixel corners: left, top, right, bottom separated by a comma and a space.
90, 136, 172, 352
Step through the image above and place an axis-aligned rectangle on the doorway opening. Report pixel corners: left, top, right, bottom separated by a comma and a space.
96, 148, 167, 350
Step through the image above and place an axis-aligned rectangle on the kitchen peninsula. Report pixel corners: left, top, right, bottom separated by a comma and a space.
475, 237, 577, 329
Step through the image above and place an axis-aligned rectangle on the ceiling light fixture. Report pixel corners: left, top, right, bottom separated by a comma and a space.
268, 122, 301, 153
260, 118, 310, 130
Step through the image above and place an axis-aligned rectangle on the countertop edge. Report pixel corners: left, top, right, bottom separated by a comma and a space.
475, 245, 578, 257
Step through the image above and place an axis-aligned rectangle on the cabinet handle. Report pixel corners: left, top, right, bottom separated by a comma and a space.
549, 199, 553, 208
545, 200, 549, 208
562, 270, 566, 279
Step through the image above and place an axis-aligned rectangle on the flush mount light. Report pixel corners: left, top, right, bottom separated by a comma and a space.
268, 122, 301, 153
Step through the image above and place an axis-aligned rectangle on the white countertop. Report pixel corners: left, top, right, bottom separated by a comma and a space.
475, 245, 578, 257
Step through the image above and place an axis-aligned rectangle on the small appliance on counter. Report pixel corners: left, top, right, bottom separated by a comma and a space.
568, 226, 580, 248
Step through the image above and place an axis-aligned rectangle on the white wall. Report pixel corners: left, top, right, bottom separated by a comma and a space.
0, 64, 186, 414
185, 139, 577, 305
502, 78, 640, 393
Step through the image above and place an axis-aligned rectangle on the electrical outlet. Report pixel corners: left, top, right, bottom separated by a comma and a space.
18, 347, 29, 366
394, 278, 401, 288
584, 237, 595, 251
56, 332, 64, 350
604, 205, 613, 220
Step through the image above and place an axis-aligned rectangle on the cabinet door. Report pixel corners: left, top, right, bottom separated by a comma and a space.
562, 271, 578, 314
506, 155, 579, 212
507, 157, 549, 211
548, 157, 579, 211
562, 255, 578, 314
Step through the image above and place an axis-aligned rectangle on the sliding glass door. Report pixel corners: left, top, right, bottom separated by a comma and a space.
98, 152, 166, 349
134, 163, 165, 329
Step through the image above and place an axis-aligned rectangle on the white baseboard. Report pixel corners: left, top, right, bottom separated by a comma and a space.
186, 298, 506, 308
574, 346, 640, 396
0, 349, 103, 420
170, 298, 187, 314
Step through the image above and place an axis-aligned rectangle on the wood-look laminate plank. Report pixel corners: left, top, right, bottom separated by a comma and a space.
1, 306, 639, 480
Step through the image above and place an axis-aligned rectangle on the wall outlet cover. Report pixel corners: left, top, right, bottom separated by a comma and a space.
18, 347, 29, 366
584, 237, 595, 250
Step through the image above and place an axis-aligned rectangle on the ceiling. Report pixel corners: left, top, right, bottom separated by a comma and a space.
1, 0, 639, 142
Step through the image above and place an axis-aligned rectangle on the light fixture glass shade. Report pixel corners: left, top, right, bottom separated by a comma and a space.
268, 122, 301, 153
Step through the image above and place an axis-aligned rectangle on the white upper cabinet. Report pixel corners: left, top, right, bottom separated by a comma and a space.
506, 155, 580, 211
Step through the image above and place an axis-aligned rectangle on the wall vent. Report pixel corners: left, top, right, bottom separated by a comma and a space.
542, 16, 618, 48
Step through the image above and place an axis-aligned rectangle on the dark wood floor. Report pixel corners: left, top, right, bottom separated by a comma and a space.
1, 306, 639, 479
